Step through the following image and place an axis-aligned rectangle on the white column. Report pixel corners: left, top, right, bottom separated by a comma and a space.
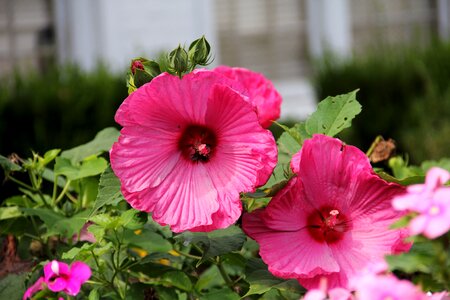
438, 0, 450, 40
306, 0, 352, 58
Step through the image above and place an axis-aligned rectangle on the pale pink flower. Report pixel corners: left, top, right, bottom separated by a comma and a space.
425, 291, 450, 300
354, 273, 423, 300
243, 134, 410, 289
214, 66, 282, 128
110, 71, 277, 232
43, 260, 91, 296
23, 276, 45, 299
392, 167, 450, 239
303, 277, 353, 300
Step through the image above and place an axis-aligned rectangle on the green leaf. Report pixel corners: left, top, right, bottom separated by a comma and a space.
421, 158, 450, 173
161, 271, 192, 292
0, 206, 22, 220
0, 154, 21, 172
90, 167, 123, 217
305, 89, 361, 137
195, 265, 224, 291
123, 228, 172, 253
20, 207, 65, 229
0, 273, 27, 299
200, 288, 240, 300
54, 157, 108, 180
386, 243, 434, 274
47, 210, 90, 238
154, 286, 180, 300
120, 209, 148, 230
38, 149, 61, 168
175, 226, 246, 265
61, 127, 120, 163
244, 258, 304, 297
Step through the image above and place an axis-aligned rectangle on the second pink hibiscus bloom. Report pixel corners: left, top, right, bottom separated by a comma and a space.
243, 134, 411, 289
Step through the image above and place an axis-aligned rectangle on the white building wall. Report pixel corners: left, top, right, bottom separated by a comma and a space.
54, 0, 218, 72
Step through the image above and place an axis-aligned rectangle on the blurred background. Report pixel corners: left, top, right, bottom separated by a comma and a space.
0, 0, 449, 163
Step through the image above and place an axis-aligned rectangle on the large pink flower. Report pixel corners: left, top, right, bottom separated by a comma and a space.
392, 167, 450, 239
110, 71, 277, 232
214, 66, 282, 128
243, 134, 410, 289
43, 260, 91, 296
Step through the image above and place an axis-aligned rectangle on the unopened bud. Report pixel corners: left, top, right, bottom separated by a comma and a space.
169, 45, 189, 75
188, 35, 211, 65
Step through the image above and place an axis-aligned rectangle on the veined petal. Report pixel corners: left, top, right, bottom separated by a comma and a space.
110, 126, 181, 192
296, 135, 375, 212
139, 159, 220, 232
243, 209, 339, 279
206, 84, 277, 187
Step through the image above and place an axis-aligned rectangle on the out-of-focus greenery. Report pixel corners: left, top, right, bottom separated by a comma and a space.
314, 41, 450, 163
0, 65, 127, 157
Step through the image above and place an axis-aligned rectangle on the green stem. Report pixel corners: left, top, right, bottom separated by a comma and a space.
6, 175, 34, 191
54, 180, 71, 204
172, 249, 202, 260
51, 175, 59, 204
215, 257, 234, 289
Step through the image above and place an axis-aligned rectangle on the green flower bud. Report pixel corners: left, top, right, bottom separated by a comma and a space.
169, 45, 189, 75
188, 35, 211, 66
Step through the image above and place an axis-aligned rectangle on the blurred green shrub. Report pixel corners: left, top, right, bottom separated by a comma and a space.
314, 42, 450, 163
0, 65, 127, 157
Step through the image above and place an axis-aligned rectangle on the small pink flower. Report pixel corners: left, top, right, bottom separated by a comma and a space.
303, 277, 353, 300
111, 71, 277, 232
425, 291, 450, 300
392, 167, 450, 239
43, 260, 91, 296
214, 66, 282, 128
243, 134, 410, 289
354, 273, 423, 300
23, 277, 45, 300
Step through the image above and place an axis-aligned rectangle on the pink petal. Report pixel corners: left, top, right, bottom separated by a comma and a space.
296, 135, 375, 212
69, 261, 92, 284
134, 159, 220, 232
303, 289, 327, 300
110, 126, 181, 192
205, 84, 277, 188
257, 177, 313, 231
47, 277, 68, 293
23, 277, 45, 300
425, 167, 450, 192
243, 209, 339, 279
423, 215, 450, 239
64, 279, 82, 296
409, 215, 428, 236
44, 260, 70, 282
214, 66, 282, 128
328, 287, 353, 300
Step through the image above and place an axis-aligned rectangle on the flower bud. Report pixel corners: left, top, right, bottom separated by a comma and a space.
188, 35, 211, 66
169, 45, 189, 75
129, 58, 161, 89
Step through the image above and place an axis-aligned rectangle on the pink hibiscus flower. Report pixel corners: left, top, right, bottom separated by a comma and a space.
110, 70, 277, 232
392, 167, 450, 239
43, 260, 91, 296
214, 66, 282, 128
243, 134, 410, 289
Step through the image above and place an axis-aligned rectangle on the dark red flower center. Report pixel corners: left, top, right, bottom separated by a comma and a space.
306, 207, 351, 244
178, 125, 217, 162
